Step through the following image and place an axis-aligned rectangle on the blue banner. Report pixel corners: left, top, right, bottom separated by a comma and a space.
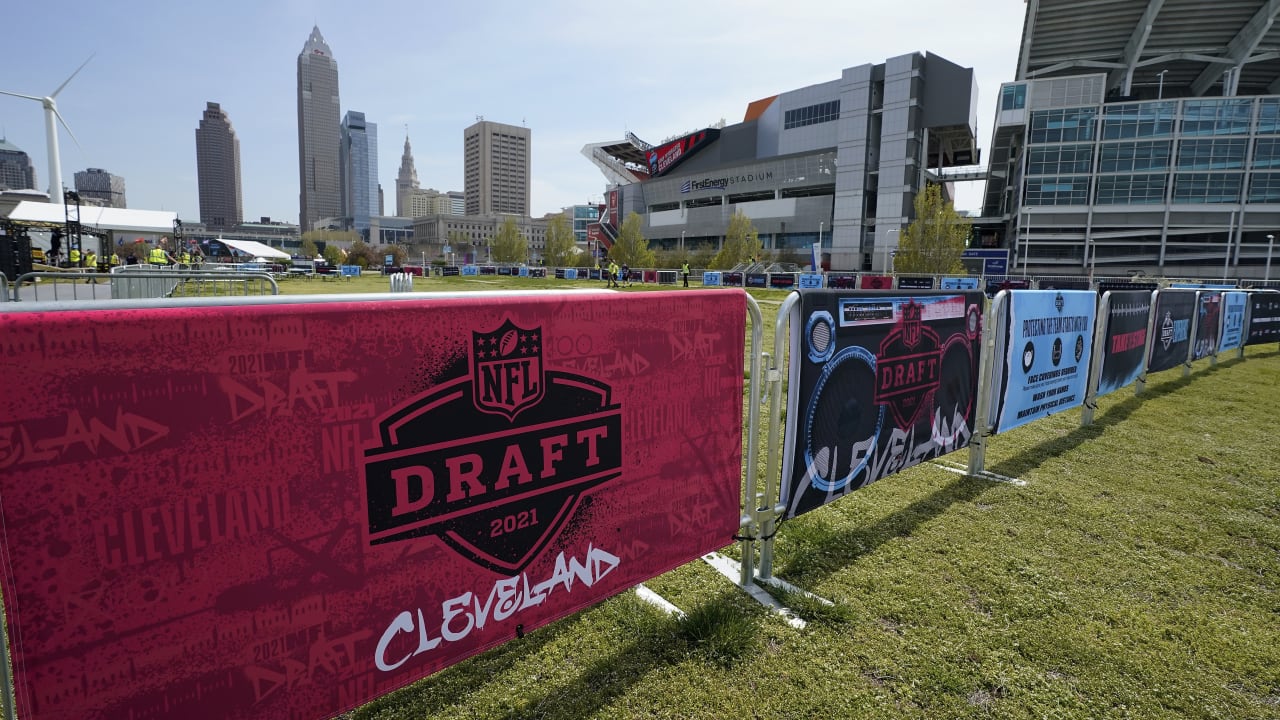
564, 268, 578, 280
1219, 291, 1247, 352
461, 265, 480, 276
940, 277, 979, 290
702, 271, 722, 287
995, 290, 1097, 433
798, 273, 824, 289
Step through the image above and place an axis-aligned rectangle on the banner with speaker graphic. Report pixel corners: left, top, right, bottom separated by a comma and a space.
992, 290, 1097, 434
1147, 290, 1197, 373
781, 291, 986, 519
1245, 291, 1280, 345
1096, 290, 1153, 398
1193, 291, 1222, 360
0, 291, 747, 720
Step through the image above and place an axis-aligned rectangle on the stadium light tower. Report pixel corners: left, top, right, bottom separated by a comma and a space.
0, 56, 93, 200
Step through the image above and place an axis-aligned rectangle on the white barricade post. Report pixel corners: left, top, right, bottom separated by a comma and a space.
1133, 290, 1161, 396
1185, 291, 1204, 377
0, 290, 750, 720
967, 291, 1006, 478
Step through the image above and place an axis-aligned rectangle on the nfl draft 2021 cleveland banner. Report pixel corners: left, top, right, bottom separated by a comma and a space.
0, 291, 746, 720
993, 290, 1097, 434
781, 291, 985, 519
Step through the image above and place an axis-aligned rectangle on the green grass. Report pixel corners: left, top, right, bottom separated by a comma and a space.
281, 276, 1279, 719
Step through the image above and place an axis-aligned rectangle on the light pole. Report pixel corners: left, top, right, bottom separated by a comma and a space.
817, 221, 824, 272
1157, 69, 1167, 100
1267, 234, 1275, 283
886, 228, 899, 274
680, 230, 685, 254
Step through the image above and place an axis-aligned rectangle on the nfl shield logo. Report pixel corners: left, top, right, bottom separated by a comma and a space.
901, 301, 924, 349
471, 319, 544, 420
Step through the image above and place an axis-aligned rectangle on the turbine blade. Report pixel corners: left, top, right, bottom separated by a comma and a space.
50, 53, 95, 98
53, 107, 82, 152
0, 89, 45, 102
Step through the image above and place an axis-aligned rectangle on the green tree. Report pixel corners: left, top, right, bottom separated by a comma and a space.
895, 185, 968, 274
299, 237, 319, 259
380, 244, 408, 267
491, 216, 528, 263
710, 210, 763, 269
322, 244, 345, 266
346, 240, 377, 269
542, 214, 577, 268
608, 212, 655, 268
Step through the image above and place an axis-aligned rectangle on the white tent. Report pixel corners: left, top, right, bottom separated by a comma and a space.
216, 238, 291, 260
6, 200, 178, 234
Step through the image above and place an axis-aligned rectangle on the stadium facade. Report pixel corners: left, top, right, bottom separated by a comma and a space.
583, 52, 979, 272
981, 0, 1280, 280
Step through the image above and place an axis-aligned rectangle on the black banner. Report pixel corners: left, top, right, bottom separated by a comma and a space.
827, 274, 858, 289
781, 291, 985, 519
985, 278, 1031, 297
769, 273, 797, 289
1097, 290, 1152, 397
1038, 279, 1090, 290
723, 272, 744, 286
1246, 292, 1280, 345
480, 265, 498, 276
529, 267, 547, 278
896, 276, 935, 290
745, 273, 768, 288
1146, 290, 1196, 374
1097, 280, 1159, 295
442, 265, 461, 277
1193, 292, 1222, 360
497, 266, 514, 276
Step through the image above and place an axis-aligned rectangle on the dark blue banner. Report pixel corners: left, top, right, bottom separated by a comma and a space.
994, 290, 1097, 433
1246, 292, 1280, 345
1097, 290, 1152, 398
1147, 290, 1195, 373
782, 291, 986, 518
896, 276, 935, 290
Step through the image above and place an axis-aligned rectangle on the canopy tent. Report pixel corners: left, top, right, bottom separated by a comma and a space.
216, 238, 291, 260
5, 200, 178, 234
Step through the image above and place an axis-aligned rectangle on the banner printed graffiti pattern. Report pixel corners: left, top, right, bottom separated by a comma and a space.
0, 291, 746, 720
781, 291, 985, 519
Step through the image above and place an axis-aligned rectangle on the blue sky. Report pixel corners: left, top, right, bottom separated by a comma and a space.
2, 0, 1026, 224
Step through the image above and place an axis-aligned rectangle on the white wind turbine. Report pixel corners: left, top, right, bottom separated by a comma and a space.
0, 55, 93, 201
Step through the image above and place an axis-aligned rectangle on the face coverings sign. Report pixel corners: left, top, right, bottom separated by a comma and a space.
0, 291, 746, 720
1147, 290, 1197, 373
781, 291, 985, 519
993, 290, 1097, 434
1193, 292, 1222, 360
1245, 291, 1280, 345
1096, 291, 1153, 397
1217, 291, 1248, 352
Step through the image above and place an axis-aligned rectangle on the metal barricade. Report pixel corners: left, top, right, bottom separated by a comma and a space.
0, 273, 8, 302
8, 269, 278, 303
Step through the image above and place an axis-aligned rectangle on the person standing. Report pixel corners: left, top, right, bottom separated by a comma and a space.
620, 262, 630, 287
682, 261, 690, 287
607, 260, 620, 288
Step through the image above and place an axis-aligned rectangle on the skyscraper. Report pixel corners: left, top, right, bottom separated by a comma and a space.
74, 168, 127, 208
464, 120, 530, 216
396, 133, 419, 217
297, 26, 341, 231
0, 139, 36, 191
340, 110, 378, 238
195, 102, 243, 229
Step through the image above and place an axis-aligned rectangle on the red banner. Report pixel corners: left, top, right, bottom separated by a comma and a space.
860, 275, 893, 290
0, 291, 746, 720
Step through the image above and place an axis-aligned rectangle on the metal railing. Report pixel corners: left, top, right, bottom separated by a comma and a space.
6, 268, 278, 303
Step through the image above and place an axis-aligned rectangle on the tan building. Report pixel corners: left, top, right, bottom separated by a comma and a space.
464, 120, 530, 216
297, 26, 342, 231
412, 213, 548, 263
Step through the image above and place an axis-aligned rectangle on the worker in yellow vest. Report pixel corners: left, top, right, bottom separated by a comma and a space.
148, 244, 173, 265
69, 247, 81, 268
109, 252, 120, 267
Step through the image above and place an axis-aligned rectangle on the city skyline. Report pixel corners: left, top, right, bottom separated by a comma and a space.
0, 1, 1025, 223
